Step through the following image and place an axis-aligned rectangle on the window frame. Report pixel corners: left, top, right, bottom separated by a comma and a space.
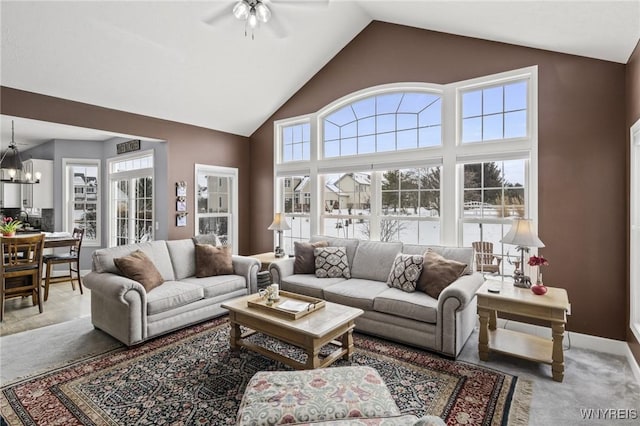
631, 118, 640, 342
273, 67, 538, 258
194, 164, 239, 254
62, 158, 101, 247
107, 150, 155, 247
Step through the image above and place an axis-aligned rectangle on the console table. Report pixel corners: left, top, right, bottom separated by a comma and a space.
476, 281, 570, 382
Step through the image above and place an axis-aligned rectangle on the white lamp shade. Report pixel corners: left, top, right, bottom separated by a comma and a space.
267, 213, 291, 231
501, 218, 545, 248
247, 11, 258, 28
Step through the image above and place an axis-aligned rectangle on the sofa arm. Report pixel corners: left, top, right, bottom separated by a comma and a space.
268, 257, 295, 284
437, 272, 484, 312
232, 255, 261, 294
83, 271, 148, 345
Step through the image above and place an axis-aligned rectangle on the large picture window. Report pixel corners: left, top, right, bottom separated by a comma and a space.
274, 67, 537, 277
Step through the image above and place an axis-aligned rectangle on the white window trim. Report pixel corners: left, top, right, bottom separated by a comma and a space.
273, 66, 538, 247
194, 164, 239, 254
631, 118, 640, 343
107, 149, 155, 247
62, 158, 101, 247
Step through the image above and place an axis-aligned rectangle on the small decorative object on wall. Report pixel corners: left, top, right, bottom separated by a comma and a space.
116, 139, 141, 155
176, 213, 188, 227
176, 197, 187, 212
176, 181, 187, 197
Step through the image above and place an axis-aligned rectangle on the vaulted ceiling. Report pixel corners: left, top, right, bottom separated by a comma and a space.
1, 0, 639, 144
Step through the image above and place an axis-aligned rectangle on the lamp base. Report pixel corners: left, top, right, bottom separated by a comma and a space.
274, 246, 285, 258
512, 271, 532, 288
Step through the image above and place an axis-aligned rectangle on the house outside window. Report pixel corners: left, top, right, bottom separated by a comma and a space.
274, 67, 537, 277
62, 159, 100, 246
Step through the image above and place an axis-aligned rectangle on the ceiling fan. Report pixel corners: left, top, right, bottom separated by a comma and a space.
203, 0, 330, 39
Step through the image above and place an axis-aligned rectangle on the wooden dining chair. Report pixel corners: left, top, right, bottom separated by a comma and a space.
43, 227, 85, 301
1, 234, 46, 321
471, 241, 502, 274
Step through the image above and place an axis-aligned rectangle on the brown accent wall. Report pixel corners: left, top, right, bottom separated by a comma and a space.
1, 87, 253, 254
626, 39, 640, 363
249, 21, 628, 340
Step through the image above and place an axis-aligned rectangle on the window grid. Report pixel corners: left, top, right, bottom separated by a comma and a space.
282, 123, 310, 162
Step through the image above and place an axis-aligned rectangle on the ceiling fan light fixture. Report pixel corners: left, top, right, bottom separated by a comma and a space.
232, 1, 250, 20
255, 2, 271, 23
247, 10, 258, 29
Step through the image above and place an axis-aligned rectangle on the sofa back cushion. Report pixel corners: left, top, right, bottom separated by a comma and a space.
402, 244, 474, 275
166, 239, 197, 280
310, 235, 360, 269
92, 241, 176, 281
351, 240, 403, 281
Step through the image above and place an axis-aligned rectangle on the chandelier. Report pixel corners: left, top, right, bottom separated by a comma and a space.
232, 0, 271, 39
0, 120, 41, 184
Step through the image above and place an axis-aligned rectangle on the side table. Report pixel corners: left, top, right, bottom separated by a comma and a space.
250, 252, 289, 288
476, 280, 570, 382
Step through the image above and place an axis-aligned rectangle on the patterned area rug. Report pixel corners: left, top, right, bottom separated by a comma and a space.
1, 317, 530, 425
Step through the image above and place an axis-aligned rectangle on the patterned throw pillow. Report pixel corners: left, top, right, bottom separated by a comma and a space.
314, 246, 351, 279
386, 254, 424, 292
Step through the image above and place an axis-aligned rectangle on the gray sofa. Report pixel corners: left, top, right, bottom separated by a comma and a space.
84, 239, 260, 346
269, 236, 484, 358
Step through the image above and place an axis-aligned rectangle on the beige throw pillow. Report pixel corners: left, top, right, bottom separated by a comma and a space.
418, 249, 467, 299
294, 240, 329, 274
113, 250, 164, 292
195, 244, 233, 277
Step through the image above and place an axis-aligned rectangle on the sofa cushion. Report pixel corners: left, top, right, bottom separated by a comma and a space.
181, 274, 246, 298
351, 240, 402, 282
322, 279, 389, 310
294, 240, 328, 274
314, 247, 351, 279
386, 254, 424, 292
373, 288, 438, 324
310, 235, 359, 269
146, 281, 204, 315
418, 249, 467, 299
195, 244, 234, 277
192, 233, 222, 246
166, 239, 196, 280
113, 250, 164, 292
93, 241, 176, 281
403, 244, 474, 275
280, 275, 348, 299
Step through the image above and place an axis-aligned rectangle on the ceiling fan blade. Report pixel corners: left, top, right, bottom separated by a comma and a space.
265, 13, 288, 38
269, 0, 330, 8
202, 5, 234, 26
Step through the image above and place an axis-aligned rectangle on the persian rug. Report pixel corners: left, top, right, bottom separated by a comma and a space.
1, 317, 531, 425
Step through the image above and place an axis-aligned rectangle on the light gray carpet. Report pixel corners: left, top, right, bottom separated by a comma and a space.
1, 318, 639, 425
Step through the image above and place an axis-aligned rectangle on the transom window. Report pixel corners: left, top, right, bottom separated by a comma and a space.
281, 123, 310, 162
323, 92, 441, 158
461, 81, 528, 143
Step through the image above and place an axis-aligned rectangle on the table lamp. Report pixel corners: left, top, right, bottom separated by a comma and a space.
500, 218, 545, 288
267, 213, 290, 258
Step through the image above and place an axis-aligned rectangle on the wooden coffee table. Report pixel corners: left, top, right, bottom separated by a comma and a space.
222, 294, 363, 370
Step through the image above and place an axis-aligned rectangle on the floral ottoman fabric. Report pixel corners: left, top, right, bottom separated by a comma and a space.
236, 366, 401, 425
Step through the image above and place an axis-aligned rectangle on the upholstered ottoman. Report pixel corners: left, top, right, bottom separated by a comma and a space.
236, 366, 399, 425
236, 366, 446, 426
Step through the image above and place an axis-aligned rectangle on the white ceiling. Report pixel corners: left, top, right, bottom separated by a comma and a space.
1, 0, 639, 145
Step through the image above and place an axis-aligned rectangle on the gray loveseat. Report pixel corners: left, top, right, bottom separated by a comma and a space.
84, 239, 260, 346
269, 236, 484, 358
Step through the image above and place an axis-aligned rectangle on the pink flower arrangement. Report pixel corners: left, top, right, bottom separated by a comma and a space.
1, 216, 23, 234
528, 255, 549, 267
